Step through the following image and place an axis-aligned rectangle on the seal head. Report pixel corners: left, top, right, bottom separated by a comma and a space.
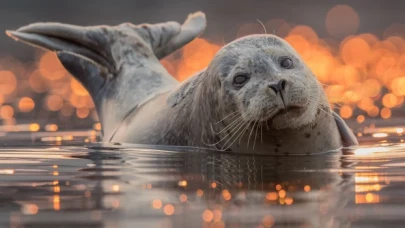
167, 34, 355, 153
207, 34, 321, 129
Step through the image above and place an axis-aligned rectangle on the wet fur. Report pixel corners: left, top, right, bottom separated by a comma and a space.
116, 34, 342, 154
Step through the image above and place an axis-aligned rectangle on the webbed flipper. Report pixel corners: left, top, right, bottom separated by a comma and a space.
6, 12, 207, 138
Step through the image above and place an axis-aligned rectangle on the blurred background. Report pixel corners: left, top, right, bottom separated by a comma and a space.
0, 0, 405, 135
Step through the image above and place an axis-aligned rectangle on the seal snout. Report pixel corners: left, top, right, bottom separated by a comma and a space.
268, 79, 288, 109
268, 79, 287, 94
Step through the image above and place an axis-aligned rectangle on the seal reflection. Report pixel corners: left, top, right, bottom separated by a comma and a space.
7, 142, 405, 227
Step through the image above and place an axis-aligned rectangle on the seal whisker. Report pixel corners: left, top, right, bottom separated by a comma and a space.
202, 120, 243, 148
247, 122, 256, 149
220, 120, 246, 144
318, 82, 330, 87
238, 123, 251, 145
253, 121, 259, 150
220, 121, 249, 151
256, 19, 267, 34
212, 115, 243, 135
221, 36, 227, 46
200, 128, 219, 150
214, 120, 247, 146
210, 118, 249, 149
330, 102, 344, 108
214, 110, 240, 124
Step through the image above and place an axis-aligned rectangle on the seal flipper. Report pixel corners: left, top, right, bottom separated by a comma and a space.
57, 50, 109, 137
332, 111, 359, 147
6, 12, 207, 139
6, 28, 115, 74
56, 51, 105, 108
7, 11, 206, 63
155, 11, 206, 59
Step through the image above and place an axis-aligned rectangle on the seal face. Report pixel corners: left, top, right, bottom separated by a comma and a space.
209, 35, 321, 130
6, 12, 358, 154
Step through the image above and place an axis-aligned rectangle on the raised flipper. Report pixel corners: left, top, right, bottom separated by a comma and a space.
154, 12, 207, 59
332, 111, 359, 147
5, 12, 207, 139
6, 11, 206, 67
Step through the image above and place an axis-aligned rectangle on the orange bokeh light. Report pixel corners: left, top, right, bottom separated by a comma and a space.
284, 35, 311, 56
46, 95, 64, 111
381, 108, 392, 119
163, 204, 175, 216
0, 105, 14, 119
357, 115, 365, 124
288, 25, 318, 45
0, 71, 17, 95
340, 105, 353, 119
202, 210, 214, 222
76, 107, 90, 119
152, 199, 162, 209
382, 93, 398, 108
341, 37, 371, 68
176, 38, 220, 81
18, 97, 35, 112
70, 79, 89, 96
367, 106, 380, 117
29, 70, 49, 93
39, 52, 66, 80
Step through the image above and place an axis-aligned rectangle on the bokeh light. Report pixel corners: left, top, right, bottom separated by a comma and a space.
18, 97, 35, 112
0, 71, 17, 95
325, 5, 360, 39
0, 105, 14, 119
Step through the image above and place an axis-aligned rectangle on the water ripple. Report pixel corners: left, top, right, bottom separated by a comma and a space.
0, 132, 404, 227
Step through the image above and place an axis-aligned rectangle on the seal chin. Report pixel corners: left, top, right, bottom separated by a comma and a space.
272, 105, 303, 118
266, 105, 308, 127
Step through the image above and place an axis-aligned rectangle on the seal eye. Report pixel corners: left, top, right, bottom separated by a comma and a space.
233, 75, 249, 87
280, 57, 293, 69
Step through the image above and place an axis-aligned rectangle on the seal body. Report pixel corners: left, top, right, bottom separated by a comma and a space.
6, 12, 357, 154
111, 35, 343, 154
112, 91, 341, 155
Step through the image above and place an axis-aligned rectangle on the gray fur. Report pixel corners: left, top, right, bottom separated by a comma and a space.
6, 12, 358, 154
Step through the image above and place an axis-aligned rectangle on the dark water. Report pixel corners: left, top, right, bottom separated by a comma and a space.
1, 129, 405, 228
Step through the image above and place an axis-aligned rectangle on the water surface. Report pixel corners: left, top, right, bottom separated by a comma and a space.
0, 128, 405, 228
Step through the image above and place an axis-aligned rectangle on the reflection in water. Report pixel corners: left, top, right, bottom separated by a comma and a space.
0, 133, 405, 227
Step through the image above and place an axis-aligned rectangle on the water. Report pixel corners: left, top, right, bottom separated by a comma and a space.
0, 128, 405, 228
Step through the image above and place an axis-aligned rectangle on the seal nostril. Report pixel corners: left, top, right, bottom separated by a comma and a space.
278, 79, 287, 91
268, 84, 279, 94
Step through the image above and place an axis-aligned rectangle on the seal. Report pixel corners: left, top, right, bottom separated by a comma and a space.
6, 12, 358, 154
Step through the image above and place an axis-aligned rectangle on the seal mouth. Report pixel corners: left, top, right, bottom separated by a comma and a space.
272, 105, 303, 118
6, 24, 115, 73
